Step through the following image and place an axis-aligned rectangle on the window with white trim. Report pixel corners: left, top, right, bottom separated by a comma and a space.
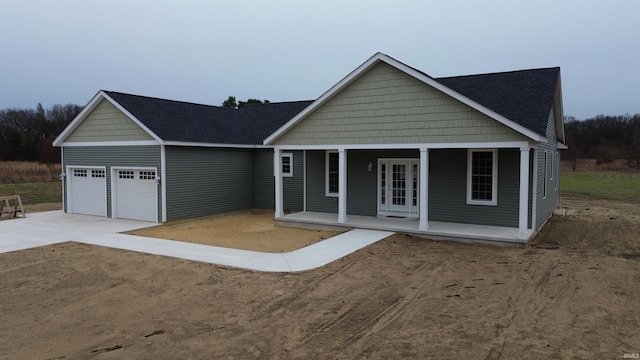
326, 151, 339, 197
282, 153, 293, 177
467, 149, 498, 206
73, 169, 87, 177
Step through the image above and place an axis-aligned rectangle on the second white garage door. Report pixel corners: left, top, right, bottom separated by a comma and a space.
113, 169, 158, 222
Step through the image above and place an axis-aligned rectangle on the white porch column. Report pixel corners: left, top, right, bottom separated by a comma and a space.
419, 148, 429, 231
518, 147, 530, 239
338, 148, 347, 223
274, 148, 283, 219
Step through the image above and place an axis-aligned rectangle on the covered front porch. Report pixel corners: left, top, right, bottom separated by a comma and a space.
273, 143, 537, 245
277, 211, 535, 245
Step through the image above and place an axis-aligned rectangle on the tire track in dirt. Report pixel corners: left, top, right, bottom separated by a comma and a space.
292, 259, 442, 356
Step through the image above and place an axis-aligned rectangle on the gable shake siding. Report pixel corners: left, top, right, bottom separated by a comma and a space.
273, 62, 528, 146
62, 145, 161, 219
535, 107, 560, 229
66, 99, 155, 142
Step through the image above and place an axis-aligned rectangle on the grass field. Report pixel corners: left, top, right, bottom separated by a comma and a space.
561, 171, 640, 202
0, 182, 62, 205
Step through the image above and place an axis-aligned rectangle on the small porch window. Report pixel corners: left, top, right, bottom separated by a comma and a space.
282, 153, 293, 177
467, 149, 498, 206
325, 151, 339, 197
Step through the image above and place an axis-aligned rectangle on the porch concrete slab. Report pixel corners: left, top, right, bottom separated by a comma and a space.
1, 211, 395, 272
279, 211, 534, 244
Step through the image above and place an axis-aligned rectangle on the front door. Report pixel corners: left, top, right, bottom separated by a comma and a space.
378, 159, 419, 217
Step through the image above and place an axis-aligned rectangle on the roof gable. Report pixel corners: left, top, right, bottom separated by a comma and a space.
65, 99, 155, 142
53, 91, 161, 146
270, 62, 530, 146
265, 52, 558, 145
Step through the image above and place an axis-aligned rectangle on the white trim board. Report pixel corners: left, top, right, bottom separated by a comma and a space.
274, 141, 535, 151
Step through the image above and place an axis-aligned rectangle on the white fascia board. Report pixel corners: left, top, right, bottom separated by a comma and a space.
557, 142, 568, 150
101, 92, 163, 143
58, 140, 160, 147
162, 141, 272, 149
274, 141, 533, 151
264, 52, 545, 145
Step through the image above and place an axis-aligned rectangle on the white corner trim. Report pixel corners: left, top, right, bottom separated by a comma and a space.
264, 52, 545, 145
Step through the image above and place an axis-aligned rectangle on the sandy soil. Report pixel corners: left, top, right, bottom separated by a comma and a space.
127, 210, 342, 253
1, 197, 639, 359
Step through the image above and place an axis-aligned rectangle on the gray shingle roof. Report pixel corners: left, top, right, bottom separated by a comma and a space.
436, 67, 560, 136
103, 66, 559, 145
104, 91, 312, 145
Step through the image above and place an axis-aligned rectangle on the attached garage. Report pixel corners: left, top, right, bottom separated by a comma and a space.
67, 167, 107, 217
112, 168, 158, 222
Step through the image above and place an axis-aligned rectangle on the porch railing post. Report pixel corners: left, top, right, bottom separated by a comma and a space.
518, 147, 530, 239
338, 148, 347, 223
274, 148, 284, 219
419, 148, 429, 231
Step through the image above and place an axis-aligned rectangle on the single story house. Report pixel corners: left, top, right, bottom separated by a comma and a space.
54, 52, 566, 244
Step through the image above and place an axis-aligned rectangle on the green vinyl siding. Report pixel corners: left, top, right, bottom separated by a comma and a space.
164, 146, 254, 221
273, 62, 528, 146
535, 106, 560, 229
306, 149, 418, 216
306, 151, 338, 213
428, 148, 520, 227
66, 99, 155, 142
283, 151, 304, 212
253, 149, 304, 212
62, 145, 161, 219
253, 149, 275, 209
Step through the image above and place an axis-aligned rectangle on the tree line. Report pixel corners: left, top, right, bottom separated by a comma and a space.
565, 114, 640, 170
0, 103, 82, 163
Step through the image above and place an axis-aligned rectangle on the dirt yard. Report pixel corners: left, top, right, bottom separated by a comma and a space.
127, 210, 342, 253
1, 197, 639, 359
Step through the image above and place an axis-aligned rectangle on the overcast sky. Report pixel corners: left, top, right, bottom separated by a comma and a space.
1, 0, 638, 119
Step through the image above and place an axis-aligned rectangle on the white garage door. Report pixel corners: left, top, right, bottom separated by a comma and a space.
69, 168, 107, 217
114, 169, 157, 222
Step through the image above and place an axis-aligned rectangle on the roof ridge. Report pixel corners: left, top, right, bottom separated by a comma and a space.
102, 90, 224, 109
436, 67, 560, 80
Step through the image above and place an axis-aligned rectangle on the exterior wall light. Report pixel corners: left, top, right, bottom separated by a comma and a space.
60, 172, 66, 181
154, 175, 161, 185
367, 162, 374, 172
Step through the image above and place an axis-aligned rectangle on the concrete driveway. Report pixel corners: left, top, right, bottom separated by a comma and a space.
0, 211, 394, 272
